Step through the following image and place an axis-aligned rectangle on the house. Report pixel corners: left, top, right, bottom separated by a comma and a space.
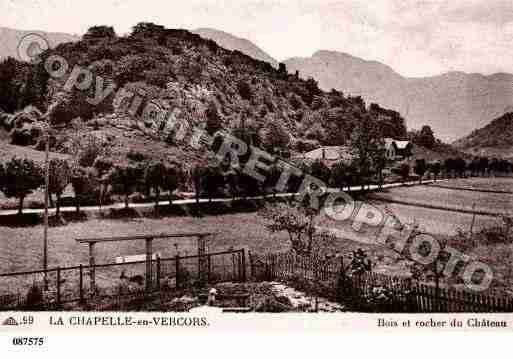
297, 146, 353, 168
384, 138, 412, 161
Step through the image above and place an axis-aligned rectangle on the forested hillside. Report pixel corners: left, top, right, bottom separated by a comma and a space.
0, 23, 407, 168
453, 112, 513, 159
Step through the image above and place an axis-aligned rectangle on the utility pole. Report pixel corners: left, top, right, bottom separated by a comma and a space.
40, 98, 59, 290
43, 114, 50, 290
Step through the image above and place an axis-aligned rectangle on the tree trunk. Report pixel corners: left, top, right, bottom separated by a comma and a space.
154, 188, 160, 213
125, 194, 129, 209
75, 194, 81, 214
18, 196, 24, 215
56, 193, 61, 216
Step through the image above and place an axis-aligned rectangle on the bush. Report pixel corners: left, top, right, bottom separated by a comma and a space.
25, 284, 44, 310
237, 80, 253, 101
127, 149, 146, 162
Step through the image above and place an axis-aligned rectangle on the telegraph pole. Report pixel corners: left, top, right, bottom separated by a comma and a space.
41, 98, 59, 290
43, 115, 50, 289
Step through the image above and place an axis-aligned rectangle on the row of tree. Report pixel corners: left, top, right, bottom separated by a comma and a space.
0, 156, 186, 215
2, 150, 512, 215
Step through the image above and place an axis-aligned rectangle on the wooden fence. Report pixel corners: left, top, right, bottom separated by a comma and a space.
250, 252, 513, 313
0, 249, 246, 311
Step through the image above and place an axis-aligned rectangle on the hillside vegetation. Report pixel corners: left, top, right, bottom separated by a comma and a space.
453, 112, 513, 158
0, 23, 408, 167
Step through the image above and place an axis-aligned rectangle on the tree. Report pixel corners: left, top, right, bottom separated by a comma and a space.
70, 165, 98, 213
373, 146, 387, 190
330, 161, 350, 190
258, 203, 334, 256
48, 159, 71, 216
479, 157, 489, 176
350, 115, 381, 191
83, 26, 116, 40
278, 63, 287, 75
309, 160, 331, 185
109, 164, 141, 209
131, 22, 165, 38
261, 119, 290, 155
416, 125, 436, 149
263, 163, 282, 196
144, 161, 166, 210
0, 163, 4, 191
191, 165, 205, 205
162, 164, 185, 206
203, 165, 225, 201
237, 80, 252, 101
430, 161, 441, 181
413, 159, 427, 184
454, 157, 467, 178
398, 163, 410, 185
2, 157, 44, 215
71, 134, 108, 168
259, 202, 337, 312
205, 101, 222, 135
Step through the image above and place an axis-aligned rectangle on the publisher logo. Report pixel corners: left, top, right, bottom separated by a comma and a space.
2, 317, 19, 326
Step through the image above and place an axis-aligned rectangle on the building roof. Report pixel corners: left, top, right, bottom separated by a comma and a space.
298, 146, 353, 165
384, 138, 411, 150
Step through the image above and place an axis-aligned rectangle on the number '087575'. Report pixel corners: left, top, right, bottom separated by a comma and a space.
12, 337, 44, 346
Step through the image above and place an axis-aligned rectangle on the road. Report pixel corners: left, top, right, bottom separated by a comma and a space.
0, 179, 447, 216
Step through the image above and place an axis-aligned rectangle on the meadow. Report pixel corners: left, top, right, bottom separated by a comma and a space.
1, 177, 513, 297
371, 183, 513, 216
435, 177, 513, 192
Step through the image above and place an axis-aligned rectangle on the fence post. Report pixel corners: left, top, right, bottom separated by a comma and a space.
145, 238, 153, 295
175, 254, 180, 289
248, 251, 253, 279
241, 249, 246, 282
156, 255, 161, 292
79, 264, 84, 304
56, 267, 61, 306
88, 242, 96, 296
197, 235, 207, 285
207, 254, 211, 283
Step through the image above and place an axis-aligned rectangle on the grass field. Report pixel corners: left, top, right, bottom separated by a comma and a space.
436, 177, 513, 192
372, 183, 513, 215
1, 177, 513, 297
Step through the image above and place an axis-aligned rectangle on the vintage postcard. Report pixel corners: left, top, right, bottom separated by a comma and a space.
1, 0, 513, 349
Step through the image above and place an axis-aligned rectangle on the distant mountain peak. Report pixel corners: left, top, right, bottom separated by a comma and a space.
191, 27, 278, 68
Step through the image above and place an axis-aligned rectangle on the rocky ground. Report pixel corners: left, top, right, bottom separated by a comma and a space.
69, 281, 346, 312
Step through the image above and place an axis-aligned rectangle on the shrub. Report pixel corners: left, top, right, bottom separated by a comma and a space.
237, 80, 253, 101
127, 149, 146, 162
205, 101, 222, 135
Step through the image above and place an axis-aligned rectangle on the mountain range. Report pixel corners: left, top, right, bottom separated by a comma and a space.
0, 27, 79, 60
1, 25, 513, 146
284, 51, 513, 142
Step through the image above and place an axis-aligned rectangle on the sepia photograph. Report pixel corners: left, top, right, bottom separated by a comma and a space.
0, 0, 513, 334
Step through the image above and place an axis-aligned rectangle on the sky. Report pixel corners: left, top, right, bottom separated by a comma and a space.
2, 0, 513, 77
